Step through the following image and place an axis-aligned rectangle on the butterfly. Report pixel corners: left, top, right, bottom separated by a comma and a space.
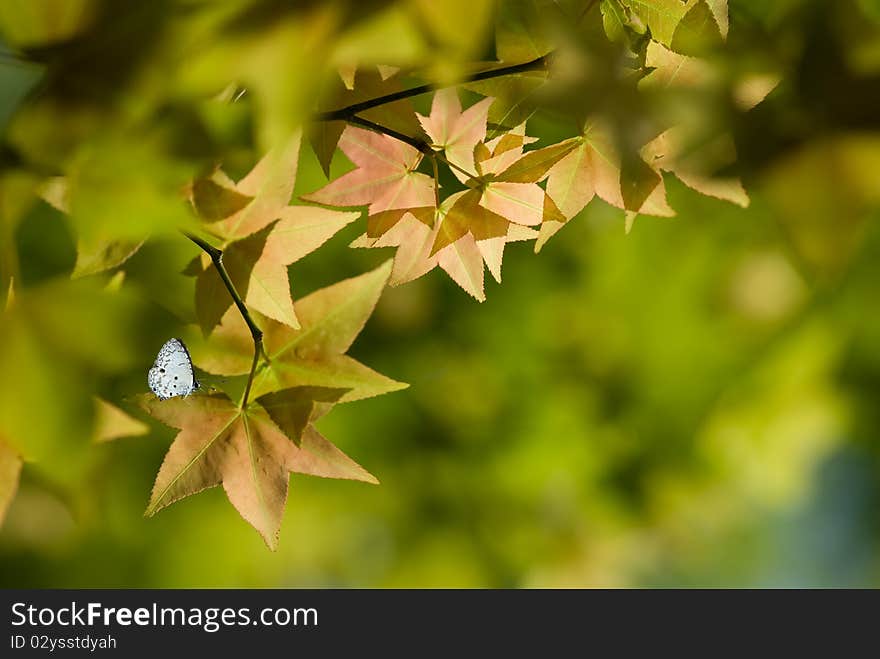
148, 338, 199, 400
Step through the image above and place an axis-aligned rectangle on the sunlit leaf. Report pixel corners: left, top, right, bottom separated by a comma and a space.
310, 68, 425, 177
195, 132, 302, 242
302, 125, 435, 232
139, 392, 378, 549
495, 0, 556, 63
93, 397, 149, 443
542, 120, 673, 248
193, 133, 359, 332
417, 88, 493, 183
191, 261, 406, 402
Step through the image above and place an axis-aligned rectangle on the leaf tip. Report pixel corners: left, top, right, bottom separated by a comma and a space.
376, 258, 394, 281
260, 530, 280, 551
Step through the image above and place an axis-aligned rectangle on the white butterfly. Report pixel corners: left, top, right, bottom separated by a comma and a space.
148, 338, 199, 400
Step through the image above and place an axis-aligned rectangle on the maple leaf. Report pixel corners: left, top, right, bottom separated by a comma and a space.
305, 93, 569, 300
638, 43, 757, 208
139, 390, 377, 549
428, 119, 571, 285
622, 0, 725, 52
642, 129, 749, 208
418, 95, 571, 287
470, 124, 572, 229
419, 97, 570, 237
93, 397, 149, 443
351, 192, 539, 301
417, 88, 494, 183
40, 177, 145, 278
189, 260, 407, 401
346, 118, 569, 299
191, 133, 302, 243
542, 119, 674, 250
0, 437, 21, 528
189, 131, 360, 332
300, 125, 436, 239
310, 67, 426, 177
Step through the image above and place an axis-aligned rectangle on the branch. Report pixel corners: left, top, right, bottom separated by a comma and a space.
346, 115, 427, 152
347, 115, 480, 180
316, 55, 551, 122
185, 232, 265, 410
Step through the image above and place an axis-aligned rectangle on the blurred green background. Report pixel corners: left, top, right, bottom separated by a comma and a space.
2, 0, 880, 587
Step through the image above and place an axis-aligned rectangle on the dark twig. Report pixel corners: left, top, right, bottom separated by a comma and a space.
316, 55, 550, 122
185, 232, 265, 410
347, 115, 480, 180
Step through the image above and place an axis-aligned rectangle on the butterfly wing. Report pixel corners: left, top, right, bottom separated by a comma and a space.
148, 338, 199, 400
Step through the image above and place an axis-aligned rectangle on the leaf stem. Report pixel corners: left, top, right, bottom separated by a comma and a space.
431, 155, 441, 208
315, 55, 550, 122
185, 232, 266, 409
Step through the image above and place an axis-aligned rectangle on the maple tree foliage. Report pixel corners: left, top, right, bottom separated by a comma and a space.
188, 132, 361, 332
1, 0, 801, 548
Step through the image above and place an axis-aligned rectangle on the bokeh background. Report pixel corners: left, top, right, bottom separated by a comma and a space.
2, 0, 880, 587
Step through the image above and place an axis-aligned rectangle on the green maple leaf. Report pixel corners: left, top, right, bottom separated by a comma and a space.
40, 177, 146, 279
189, 131, 360, 332
189, 259, 407, 402
92, 397, 149, 444
622, 0, 725, 54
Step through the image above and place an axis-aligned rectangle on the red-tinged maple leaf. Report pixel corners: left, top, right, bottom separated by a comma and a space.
345, 118, 571, 300
417, 88, 494, 182
310, 67, 425, 177
301, 125, 436, 238
421, 118, 570, 272
189, 131, 360, 332
188, 260, 407, 401
542, 119, 674, 250
350, 213, 441, 287
417, 96, 572, 243
351, 193, 538, 301
472, 125, 574, 229
139, 390, 378, 549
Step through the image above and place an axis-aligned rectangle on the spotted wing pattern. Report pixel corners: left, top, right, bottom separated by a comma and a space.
148, 338, 199, 400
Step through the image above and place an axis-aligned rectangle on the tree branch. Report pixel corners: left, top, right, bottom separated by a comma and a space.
185, 232, 265, 410
347, 115, 480, 180
316, 55, 550, 122
346, 115, 428, 152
